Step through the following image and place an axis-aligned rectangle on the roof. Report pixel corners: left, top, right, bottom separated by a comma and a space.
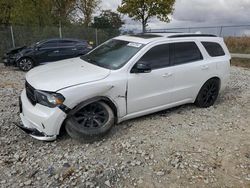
42, 38, 87, 43
115, 32, 218, 44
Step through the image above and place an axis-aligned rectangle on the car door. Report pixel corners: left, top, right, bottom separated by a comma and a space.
127, 43, 175, 114
35, 40, 60, 63
75, 41, 91, 56
56, 40, 77, 60
169, 41, 209, 102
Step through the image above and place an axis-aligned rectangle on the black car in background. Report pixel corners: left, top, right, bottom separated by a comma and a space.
2, 46, 27, 66
2, 38, 93, 71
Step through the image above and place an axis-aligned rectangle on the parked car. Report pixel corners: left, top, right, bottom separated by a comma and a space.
17, 33, 231, 141
2, 46, 27, 66
3, 38, 93, 71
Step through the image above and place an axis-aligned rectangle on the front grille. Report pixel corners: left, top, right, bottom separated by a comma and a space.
25, 81, 36, 105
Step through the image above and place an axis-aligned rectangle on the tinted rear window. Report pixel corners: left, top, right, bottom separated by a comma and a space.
202, 42, 225, 57
172, 42, 203, 65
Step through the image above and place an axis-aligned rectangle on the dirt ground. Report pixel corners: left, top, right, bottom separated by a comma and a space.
0, 63, 249, 188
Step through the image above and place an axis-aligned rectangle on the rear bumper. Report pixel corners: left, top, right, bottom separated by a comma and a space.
19, 90, 67, 141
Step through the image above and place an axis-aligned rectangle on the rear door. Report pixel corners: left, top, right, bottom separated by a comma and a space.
169, 41, 211, 102
56, 40, 78, 60
75, 41, 91, 55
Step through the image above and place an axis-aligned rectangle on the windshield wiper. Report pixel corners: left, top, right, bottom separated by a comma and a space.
81, 56, 104, 67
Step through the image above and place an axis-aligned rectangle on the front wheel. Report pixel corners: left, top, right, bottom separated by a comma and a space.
195, 79, 220, 108
65, 101, 114, 142
18, 58, 34, 71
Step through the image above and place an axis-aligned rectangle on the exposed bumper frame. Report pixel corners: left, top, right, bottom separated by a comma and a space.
14, 122, 57, 141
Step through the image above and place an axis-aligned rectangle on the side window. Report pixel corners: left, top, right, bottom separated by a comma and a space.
40, 41, 58, 48
172, 42, 203, 65
202, 42, 225, 57
58, 40, 75, 47
138, 44, 170, 69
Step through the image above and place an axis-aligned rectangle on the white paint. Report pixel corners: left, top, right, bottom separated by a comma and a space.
20, 33, 231, 141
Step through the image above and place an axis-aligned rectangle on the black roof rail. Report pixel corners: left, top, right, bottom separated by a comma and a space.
145, 31, 182, 34
168, 34, 217, 38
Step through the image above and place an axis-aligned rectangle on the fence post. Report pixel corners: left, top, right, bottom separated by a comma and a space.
59, 21, 62, 38
219, 26, 223, 37
10, 25, 15, 48
95, 28, 98, 46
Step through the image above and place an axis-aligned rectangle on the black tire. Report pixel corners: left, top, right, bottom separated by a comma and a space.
65, 101, 114, 142
18, 57, 34, 71
195, 78, 220, 108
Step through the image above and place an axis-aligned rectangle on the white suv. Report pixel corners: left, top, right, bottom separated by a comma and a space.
18, 33, 231, 141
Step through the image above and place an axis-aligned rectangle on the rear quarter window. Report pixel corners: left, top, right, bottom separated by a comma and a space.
202, 42, 225, 57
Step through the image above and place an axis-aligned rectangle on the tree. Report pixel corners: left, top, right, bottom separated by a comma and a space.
52, 0, 77, 25
0, 0, 15, 25
93, 10, 124, 37
93, 10, 124, 30
10, 0, 53, 26
77, 0, 100, 26
0, 0, 78, 26
118, 0, 175, 33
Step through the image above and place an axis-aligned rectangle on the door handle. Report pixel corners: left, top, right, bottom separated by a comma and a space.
162, 73, 173, 78
72, 48, 77, 51
53, 50, 59, 53
201, 65, 209, 70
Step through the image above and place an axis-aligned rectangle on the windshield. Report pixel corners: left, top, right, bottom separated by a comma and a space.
81, 39, 144, 70
30, 40, 47, 48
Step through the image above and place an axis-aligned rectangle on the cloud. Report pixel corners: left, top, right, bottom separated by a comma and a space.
173, 0, 250, 24
100, 0, 121, 11
99, 0, 250, 35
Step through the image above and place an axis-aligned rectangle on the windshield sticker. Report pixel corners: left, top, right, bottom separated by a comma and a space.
127, 43, 142, 48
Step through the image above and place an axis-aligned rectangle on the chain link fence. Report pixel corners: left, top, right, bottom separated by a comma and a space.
1, 24, 250, 58
148, 25, 250, 37
0, 25, 119, 58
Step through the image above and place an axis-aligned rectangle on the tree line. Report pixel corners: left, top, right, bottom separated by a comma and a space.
0, 0, 175, 32
0, 0, 100, 26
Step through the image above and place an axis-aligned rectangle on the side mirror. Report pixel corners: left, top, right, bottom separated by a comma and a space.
131, 62, 151, 73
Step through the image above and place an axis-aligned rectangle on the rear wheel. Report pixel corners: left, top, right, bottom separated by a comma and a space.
65, 101, 114, 142
195, 79, 220, 108
18, 58, 34, 71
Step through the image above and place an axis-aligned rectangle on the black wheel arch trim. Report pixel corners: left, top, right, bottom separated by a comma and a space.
58, 104, 72, 114
67, 96, 118, 122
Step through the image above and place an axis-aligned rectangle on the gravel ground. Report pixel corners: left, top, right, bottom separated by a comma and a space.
0, 63, 249, 188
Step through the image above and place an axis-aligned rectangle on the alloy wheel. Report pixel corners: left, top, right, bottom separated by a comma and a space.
19, 58, 33, 71
73, 102, 109, 129
200, 81, 218, 106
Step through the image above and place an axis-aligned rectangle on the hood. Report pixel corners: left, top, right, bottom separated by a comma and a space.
21, 47, 34, 55
26, 57, 111, 91
6, 46, 27, 55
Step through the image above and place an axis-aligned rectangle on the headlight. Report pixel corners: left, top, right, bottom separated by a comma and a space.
34, 90, 65, 108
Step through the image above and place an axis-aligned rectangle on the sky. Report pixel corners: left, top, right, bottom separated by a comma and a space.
100, 0, 250, 36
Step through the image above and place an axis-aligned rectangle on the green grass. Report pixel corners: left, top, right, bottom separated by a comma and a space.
231, 58, 250, 68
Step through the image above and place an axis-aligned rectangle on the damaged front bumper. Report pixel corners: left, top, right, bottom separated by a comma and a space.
18, 90, 66, 141
14, 121, 57, 141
